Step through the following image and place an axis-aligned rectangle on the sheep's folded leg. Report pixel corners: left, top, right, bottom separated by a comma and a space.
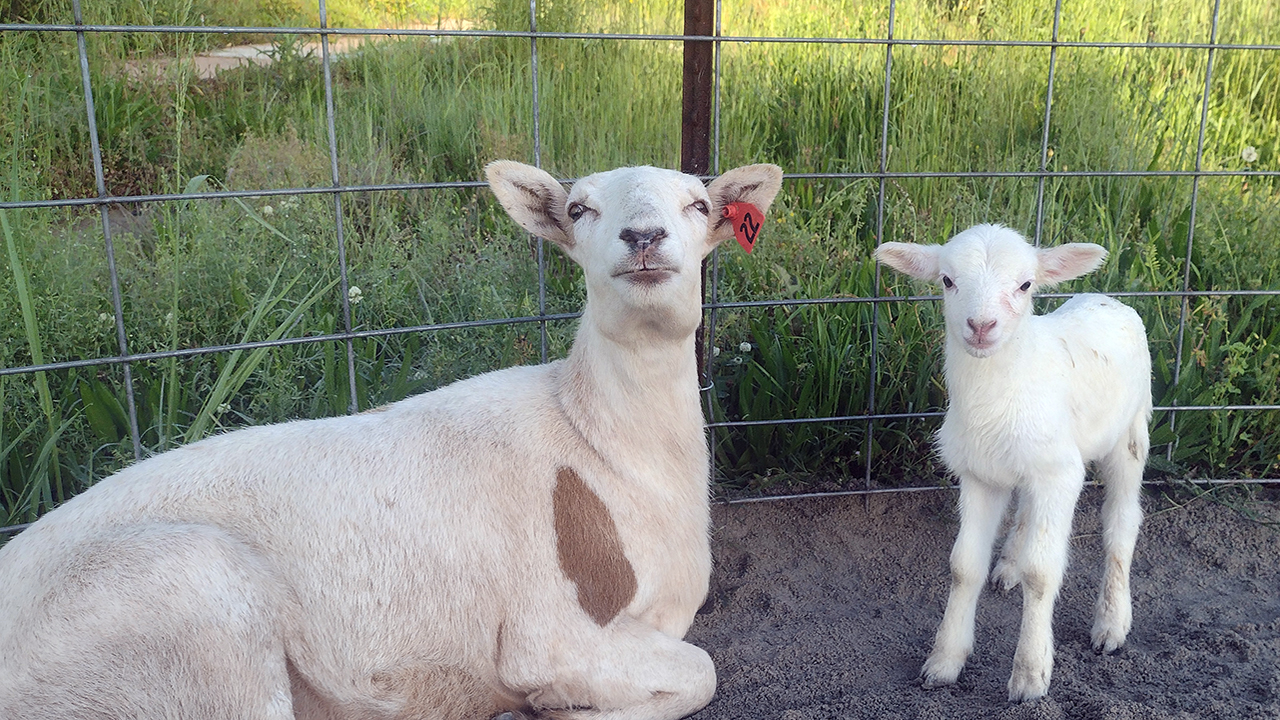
510, 617, 715, 720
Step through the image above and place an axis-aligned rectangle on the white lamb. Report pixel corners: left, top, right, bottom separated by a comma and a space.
0, 160, 783, 720
875, 224, 1152, 702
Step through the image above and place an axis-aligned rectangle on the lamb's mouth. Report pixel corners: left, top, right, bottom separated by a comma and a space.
615, 268, 677, 285
963, 338, 998, 357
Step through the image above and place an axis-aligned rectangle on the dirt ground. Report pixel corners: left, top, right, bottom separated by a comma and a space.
686, 487, 1280, 720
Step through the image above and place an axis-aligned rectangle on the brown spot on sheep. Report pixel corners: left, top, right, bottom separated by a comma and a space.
553, 466, 637, 626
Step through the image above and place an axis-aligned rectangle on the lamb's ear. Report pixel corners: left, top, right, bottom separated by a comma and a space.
1037, 243, 1107, 286
706, 164, 783, 250
875, 242, 942, 282
485, 160, 572, 249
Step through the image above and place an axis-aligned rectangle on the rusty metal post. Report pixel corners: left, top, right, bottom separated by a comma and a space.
682, 0, 714, 176
683, 0, 715, 390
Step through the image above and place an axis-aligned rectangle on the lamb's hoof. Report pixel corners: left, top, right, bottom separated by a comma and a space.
1092, 605, 1132, 654
990, 561, 1020, 592
1007, 664, 1050, 702
1091, 626, 1128, 655
920, 653, 964, 689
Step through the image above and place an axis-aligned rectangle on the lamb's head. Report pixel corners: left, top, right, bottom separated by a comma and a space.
486, 161, 782, 339
875, 224, 1107, 357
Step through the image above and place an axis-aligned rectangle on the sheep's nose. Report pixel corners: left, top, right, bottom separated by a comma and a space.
967, 318, 997, 337
619, 227, 667, 251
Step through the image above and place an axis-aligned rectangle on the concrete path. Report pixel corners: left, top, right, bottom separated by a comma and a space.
124, 20, 471, 80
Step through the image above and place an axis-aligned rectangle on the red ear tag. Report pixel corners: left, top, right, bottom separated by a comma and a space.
722, 201, 763, 254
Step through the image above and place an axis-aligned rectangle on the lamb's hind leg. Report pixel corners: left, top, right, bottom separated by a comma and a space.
1092, 415, 1147, 653
922, 478, 1011, 688
991, 491, 1028, 592
505, 616, 715, 720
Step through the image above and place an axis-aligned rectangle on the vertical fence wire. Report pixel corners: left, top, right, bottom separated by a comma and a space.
864, 0, 898, 498
70, 0, 143, 459
317, 0, 360, 413
1167, 0, 1223, 459
531, 0, 548, 363
1032, 0, 1065, 247
701, 0, 724, 424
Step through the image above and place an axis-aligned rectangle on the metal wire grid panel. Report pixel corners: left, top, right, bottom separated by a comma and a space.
1, 0, 1279, 535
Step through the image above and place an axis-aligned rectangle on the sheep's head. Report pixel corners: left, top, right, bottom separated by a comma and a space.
485, 161, 782, 339
875, 224, 1107, 358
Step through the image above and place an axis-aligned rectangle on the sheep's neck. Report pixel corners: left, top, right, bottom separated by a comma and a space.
555, 310, 707, 488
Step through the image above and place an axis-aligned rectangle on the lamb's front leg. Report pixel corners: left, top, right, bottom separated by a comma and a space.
1007, 470, 1084, 702
922, 478, 1011, 688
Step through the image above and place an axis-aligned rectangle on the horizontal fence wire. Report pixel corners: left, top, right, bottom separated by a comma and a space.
3, 477, 1277, 536
5, 288, 1280, 378
6, 171, 1280, 211
3, 22, 1280, 51
1, 7, 1278, 538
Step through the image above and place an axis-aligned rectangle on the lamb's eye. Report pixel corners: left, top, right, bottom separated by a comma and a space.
942, 276, 954, 289
689, 200, 710, 215
1019, 280, 1032, 292
567, 203, 587, 221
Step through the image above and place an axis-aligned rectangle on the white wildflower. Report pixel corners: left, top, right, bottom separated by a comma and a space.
97, 312, 112, 325
261, 204, 274, 216
348, 285, 363, 305
1242, 146, 1258, 163
215, 402, 230, 415
712, 346, 721, 357
739, 341, 752, 353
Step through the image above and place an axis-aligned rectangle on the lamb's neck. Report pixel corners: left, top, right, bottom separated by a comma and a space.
555, 310, 707, 483
943, 322, 1038, 412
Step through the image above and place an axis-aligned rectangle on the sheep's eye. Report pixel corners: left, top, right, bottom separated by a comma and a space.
942, 276, 954, 289
689, 200, 710, 216
567, 203, 588, 221
1019, 280, 1032, 292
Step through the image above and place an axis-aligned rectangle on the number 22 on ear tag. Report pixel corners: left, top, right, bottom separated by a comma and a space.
723, 202, 763, 254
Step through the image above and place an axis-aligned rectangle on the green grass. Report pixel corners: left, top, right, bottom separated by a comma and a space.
1, 0, 1279, 522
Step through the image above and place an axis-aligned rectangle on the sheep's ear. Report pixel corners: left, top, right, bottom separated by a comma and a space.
875, 242, 942, 281
1036, 243, 1107, 286
706, 164, 783, 251
485, 160, 572, 249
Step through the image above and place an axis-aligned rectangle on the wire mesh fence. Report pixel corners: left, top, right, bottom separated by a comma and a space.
1, 0, 1278, 535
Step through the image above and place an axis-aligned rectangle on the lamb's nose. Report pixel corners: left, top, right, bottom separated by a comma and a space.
967, 318, 997, 338
619, 227, 667, 251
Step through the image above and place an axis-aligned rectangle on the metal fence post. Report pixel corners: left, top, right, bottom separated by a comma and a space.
683, 0, 716, 471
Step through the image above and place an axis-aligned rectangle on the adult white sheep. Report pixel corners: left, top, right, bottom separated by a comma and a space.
875, 224, 1152, 702
0, 160, 783, 720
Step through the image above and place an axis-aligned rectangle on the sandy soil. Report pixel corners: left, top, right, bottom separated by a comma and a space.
687, 487, 1280, 720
